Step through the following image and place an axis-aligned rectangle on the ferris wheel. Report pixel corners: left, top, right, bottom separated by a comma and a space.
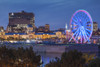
69, 10, 93, 43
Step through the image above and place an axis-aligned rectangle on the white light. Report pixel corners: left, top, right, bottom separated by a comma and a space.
11, 13, 14, 15
65, 24, 67, 30
10, 41, 14, 43
26, 40, 30, 43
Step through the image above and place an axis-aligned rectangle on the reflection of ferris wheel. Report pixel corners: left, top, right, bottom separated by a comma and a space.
69, 10, 93, 43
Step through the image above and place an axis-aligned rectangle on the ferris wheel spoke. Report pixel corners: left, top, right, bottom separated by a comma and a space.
78, 28, 88, 43
72, 23, 78, 28
81, 27, 88, 43
85, 33, 89, 42
83, 20, 87, 26
85, 16, 89, 20
77, 16, 81, 25
69, 28, 80, 42
86, 32, 90, 38
70, 30, 79, 41
74, 31, 80, 41
77, 17, 81, 22
85, 29, 91, 33
84, 23, 91, 42
82, 31, 87, 43
74, 26, 78, 28
75, 14, 79, 20
81, 29, 86, 42
84, 29, 89, 42
84, 19, 89, 24
72, 29, 77, 33
74, 25, 78, 29
72, 19, 78, 24
80, 32, 83, 43
87, 22, 91, 24
78, 31, 81, 43
87, 23, 91, 26
72, 25, 78, 29
86, 31, 91, 37
86, 26, 91, 29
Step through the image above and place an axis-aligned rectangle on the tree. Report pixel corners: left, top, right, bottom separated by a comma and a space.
61, 50, 86, 67
88, 58, 100, 67
45, 50, 86, 67
0, 46, 41, 67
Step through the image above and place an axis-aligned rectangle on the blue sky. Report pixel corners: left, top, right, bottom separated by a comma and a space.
0, 0, 100, 30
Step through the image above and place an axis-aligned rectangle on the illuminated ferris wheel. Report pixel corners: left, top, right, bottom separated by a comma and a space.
69, 10, 93, 43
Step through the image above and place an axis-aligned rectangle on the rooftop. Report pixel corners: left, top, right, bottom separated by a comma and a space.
5, 33, 27, 35
35, 33, 55, 35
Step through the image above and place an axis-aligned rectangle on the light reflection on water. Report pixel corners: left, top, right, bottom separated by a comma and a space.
37, 53, 62, 67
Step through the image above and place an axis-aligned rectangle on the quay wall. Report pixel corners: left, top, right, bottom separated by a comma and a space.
0, 44, 99, 54
33, 45, 66, 53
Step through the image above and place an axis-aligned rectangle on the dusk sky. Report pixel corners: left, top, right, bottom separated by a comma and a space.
0, 0, 100, 30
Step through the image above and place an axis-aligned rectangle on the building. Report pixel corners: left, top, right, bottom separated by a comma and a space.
3, 33, 28, 40
55, 31, 66, 39
93, 22, 98, 32
36, 24, 50, 33
34, 33, 56, 39
57, 28, 66, 34
0, 26, 5, 40
27, 24, 33, 33
45, 24, 50, 32
98, 29, 100, 35
37, 26, 45, 33
7, 11, 35, 33
0, 30, 66, 40
66, 30, 71, 40
0, 26, 4, 32
91, 35, 100, 44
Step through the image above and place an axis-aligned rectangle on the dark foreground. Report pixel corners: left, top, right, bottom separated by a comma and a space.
0, 46, 41, 67
0, 44, 100, 67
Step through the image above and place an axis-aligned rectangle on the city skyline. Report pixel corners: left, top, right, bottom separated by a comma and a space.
0, 0, 100, 30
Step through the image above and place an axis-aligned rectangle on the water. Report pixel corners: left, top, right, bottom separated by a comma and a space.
38, 53, 62, 67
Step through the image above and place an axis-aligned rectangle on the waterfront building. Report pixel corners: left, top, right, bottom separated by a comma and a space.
91, 35, 100, 44
0, 31, 66, 40
93, 22, 98, 32
0, 27, 5, 39
58, 28, 66, 33
27, 24, 34, 33
92, 22, 99, 36
1, 32, 56, 40
7, 11, 35, 33
36, 24, 50, 33
98, 29, 100, 35
4, 33, 28, 40
55, 31, 66, 39
0, 26, 4, 32
34, 33, 56, 39
66, 30, 71, 40
37, 26, 45, 33
45, 24, 50, 32
0, 10, 67, 40
0, 31, 5, 39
